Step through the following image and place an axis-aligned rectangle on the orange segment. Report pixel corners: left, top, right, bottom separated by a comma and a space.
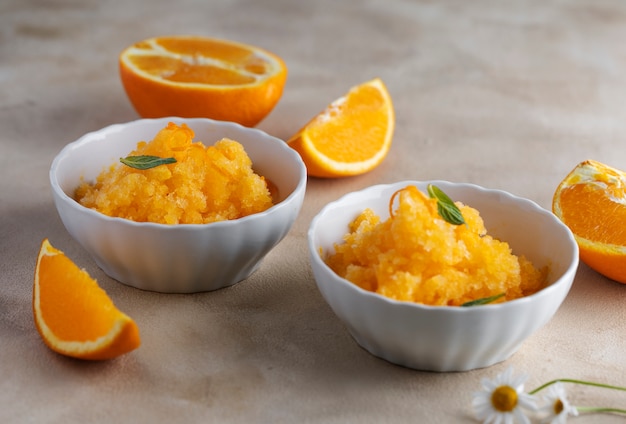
552, 159, 626, 283
287, 78, 395, 178
33, 239, 141, 360
119, 35, 287, 127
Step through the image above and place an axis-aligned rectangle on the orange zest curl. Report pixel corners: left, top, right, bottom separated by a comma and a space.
388, 187, 405, 219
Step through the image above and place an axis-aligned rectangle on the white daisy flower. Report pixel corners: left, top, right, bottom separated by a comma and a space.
538, 382, 578, 424
472, 366, 538, 424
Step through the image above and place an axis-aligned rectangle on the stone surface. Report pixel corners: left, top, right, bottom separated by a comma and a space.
2, 0, 626, 422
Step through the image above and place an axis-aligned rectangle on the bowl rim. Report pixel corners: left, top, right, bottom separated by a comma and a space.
49, 117, 307, 230
308, 179, 579, 313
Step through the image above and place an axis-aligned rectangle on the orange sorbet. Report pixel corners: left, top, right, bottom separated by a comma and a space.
324, 185, 547, 306
75, 122, 273, 224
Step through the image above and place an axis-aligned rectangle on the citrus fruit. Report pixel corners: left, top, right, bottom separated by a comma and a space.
552, 159, 626, 284
119, 35, 287, 127
33, 239, 141, 359
286, 78, 395, 178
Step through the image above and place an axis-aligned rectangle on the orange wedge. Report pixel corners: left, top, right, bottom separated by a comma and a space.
287, 78, 395, 178
119, 35, 287, 127
33, 239, 141, 359
552, 159, 626, 283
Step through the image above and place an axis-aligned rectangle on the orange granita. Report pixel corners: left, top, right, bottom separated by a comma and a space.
324, 185, 547, 306
75, 122, 274, 224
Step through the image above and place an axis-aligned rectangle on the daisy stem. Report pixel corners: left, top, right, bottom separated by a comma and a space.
529, 379, 626, 395
576, 406, 626, 415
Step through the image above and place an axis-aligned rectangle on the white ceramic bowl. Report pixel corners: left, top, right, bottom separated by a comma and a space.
308, 181, 578, 372
50, 117, 306, 293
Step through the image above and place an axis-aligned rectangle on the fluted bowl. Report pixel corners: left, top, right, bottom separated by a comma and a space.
50, 117, 306, 293
308, 180, 578, 371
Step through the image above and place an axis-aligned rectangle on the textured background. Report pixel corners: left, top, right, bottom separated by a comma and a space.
1, 0, 625, 422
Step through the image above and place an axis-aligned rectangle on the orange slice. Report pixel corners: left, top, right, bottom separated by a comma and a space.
552, 159, 626, 283
287, 78, 395, 178
33, 239, 141, 359
119, 35, 287, 127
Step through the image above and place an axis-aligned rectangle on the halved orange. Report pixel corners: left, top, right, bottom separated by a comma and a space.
287, 78, 395, 178
119, 35, 287, 127
552, 159, 626, 283
33, 239, 141, 360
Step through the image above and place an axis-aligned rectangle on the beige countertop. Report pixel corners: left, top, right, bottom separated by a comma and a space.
2, 0, 625, 422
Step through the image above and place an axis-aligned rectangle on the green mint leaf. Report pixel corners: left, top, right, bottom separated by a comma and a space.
461, 293, 505, 307
427, 184, 465, 225
120, 155, 177, 170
